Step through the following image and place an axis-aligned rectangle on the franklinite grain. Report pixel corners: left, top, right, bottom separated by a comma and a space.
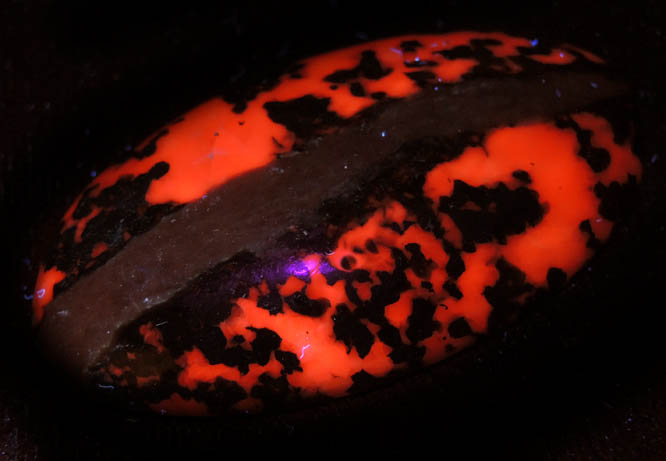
31, 31, 641, 415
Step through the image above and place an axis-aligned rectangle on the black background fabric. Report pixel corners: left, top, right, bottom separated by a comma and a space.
1, 1, 665, 459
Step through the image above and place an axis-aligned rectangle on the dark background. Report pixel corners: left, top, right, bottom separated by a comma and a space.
1, 0, 665, 459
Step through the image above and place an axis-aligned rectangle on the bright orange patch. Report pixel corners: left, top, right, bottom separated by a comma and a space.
32, 265, 66, 324
139, 322, 165, 353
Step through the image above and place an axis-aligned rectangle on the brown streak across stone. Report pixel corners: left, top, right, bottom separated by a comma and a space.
38, 71, 624, 377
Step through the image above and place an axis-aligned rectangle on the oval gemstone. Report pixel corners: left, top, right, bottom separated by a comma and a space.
32, 31, 641, 415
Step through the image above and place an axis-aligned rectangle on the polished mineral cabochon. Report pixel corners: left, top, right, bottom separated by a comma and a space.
32, 31, 641, 415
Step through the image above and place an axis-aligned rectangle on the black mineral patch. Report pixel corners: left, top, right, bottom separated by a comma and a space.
284, 291, 331, 317
347, 369, 382, 394
405, 242, 432, 279
250, 373, 291, 402
439, 180, 544, 246
576, 129, 611, 172
134, 128, 169, 159
399, 40, 423, 52
421, 281, 434, 291
194, 326, 228, 365
512, 169, 532, 184
367, 257, 412, 311
275, 350, 302, 374
388, 343, 426, 365
595, 175, 641, 222
406, 298, 439, 344
485, 258, 534, 332
405, 70, 437, 87
341, 255, 357, 270
249, 327, 282, 366
377, 324, 403, 349
257, 288, 284, 315
558, 115, 614, 173
332, 304, 374, 358
486, 258, 534, 304
359, 49, 394, 80
404, 59, 439, 68
198, 378, 247, 414
218, 65, 287, 115
446, 250, 465, 279
350, 82, 366, 97
448, 317, 472, 338
437, 45, 475, 59
263, 95, 344, 139
217, 345, 254, 375
546, 267, 567, 293
323, 50, 392, 83
443, 280, 463, 299
579, 219, 602, 249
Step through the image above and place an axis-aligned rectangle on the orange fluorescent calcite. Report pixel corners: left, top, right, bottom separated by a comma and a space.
32, 265, 67, 324
33, 31, 641, 416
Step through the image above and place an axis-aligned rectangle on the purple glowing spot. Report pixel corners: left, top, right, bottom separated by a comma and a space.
300, 344, 311, 359
287, 258, 320, 277
36, 288, 46, 299
381, 131, 386, 138
414, 56, 420, 62
390, 47, 403, 55
559, 52, 565, 58
590, 81, 599, 88
90, 170, 97, 178
530, 38, 539, 47
317, 260, 335, 274
286, 261, 310, 277
286, 256, 336, 279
